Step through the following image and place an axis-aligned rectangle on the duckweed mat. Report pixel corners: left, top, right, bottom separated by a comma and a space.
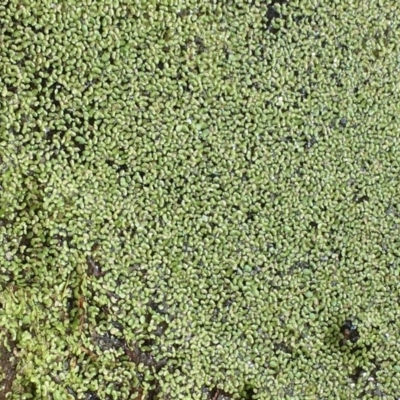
1, 0, 400, 399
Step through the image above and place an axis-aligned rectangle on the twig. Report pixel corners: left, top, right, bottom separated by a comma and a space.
80, 346, 97, 360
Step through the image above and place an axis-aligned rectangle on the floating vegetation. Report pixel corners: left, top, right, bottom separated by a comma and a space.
1, 0, 400, 398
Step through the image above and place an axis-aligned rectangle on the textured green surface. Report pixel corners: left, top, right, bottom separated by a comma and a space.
1, 0, 400, 398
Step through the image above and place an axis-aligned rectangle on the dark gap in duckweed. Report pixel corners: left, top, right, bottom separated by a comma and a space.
94, 332, 123, 352
194, 36, 207, 54
354, 358, 384, 399
350, 366, 364, 384
281, 135, 294, 143
84, 392, 101, 400
283, 382, 295, 397
179, 39, 190, 56
47, 82, 63, 109
265, 0, 287, 21
340, 320, 360, 346
369, 358, 381, 380
305, 135, 317, 150
146, 387, 160, 400
176, 8, 190, 18
309, 221, 318, 230
273, 341, 293, 354
65, 295, 75, 320
288, 261, 309, 275
299, 86, 309, 100
66, 386, 78, 398
241, 383, 256, 399
372, 387, 386, 398
86, 255, 106, 277
385, 203, 400, 217
331, 247, 342, 262
354, 193, 369, 204
71, 139, 86, 157
209, 387, 234, 400
339, 117, 348, 128
5, 84, 18, 94
0, 331, 17, 399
